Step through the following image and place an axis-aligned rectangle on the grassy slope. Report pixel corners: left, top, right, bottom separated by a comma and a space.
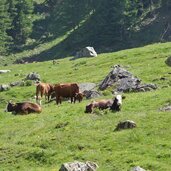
0, 42, 171, 170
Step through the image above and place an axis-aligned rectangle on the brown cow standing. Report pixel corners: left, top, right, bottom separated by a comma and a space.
54, 83, 80, 104
5, 101, 42, 115
36, 83, 54, 103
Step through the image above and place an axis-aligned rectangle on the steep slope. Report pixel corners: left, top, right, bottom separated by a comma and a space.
0, 42, 171, 170
1, 1, 171, 65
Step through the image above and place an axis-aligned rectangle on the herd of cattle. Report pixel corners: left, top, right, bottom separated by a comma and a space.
5, 82, 124, 114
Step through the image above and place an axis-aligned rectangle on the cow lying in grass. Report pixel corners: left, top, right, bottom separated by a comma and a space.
5, 101, 42, 115
85, 95, 124, 113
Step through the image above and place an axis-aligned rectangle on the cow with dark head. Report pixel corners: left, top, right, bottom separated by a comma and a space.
54, 83, 80, 105
110, 95, 125, 111
74, 92, 84, 103
85, 95, 125, 113
5, 101, 42, 115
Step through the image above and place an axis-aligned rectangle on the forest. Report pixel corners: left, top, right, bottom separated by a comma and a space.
0, 0, 171, 57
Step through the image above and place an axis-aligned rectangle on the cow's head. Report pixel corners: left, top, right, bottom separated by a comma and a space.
75, 92, 84, 102
4, 101, 16, 112
110, 95, 125, 111
85, 103, 94, 113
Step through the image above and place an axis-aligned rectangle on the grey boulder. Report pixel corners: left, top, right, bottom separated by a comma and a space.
59, 161, 98, 171
75, 47, 97, 58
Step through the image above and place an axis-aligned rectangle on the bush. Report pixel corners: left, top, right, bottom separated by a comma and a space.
25, 80, 32, 86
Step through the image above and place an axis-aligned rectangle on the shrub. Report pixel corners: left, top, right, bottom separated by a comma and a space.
25, 80, 32, 86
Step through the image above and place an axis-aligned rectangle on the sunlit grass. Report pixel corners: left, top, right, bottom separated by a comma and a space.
0, 42, 171, 170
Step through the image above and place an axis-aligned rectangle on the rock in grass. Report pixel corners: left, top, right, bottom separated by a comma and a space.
25, 72, 40, 81
78, 83, 96, 92
83, 90, 102, 99
165, 56, 171, 66
159, 105, 171, 111
59, 161, 98, 171
99, 65, 157, 92
10, 81, 25, 87
130, 166, 146, 171
78, 83, 101, 99
75, 47, 97, 58
0, 70, 11, 74
114, 120, 136, 131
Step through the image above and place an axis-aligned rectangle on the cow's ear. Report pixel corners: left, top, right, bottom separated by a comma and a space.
122, 95, 126, 99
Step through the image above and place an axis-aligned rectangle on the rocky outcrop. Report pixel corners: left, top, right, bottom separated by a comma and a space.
59, 161, 98, 171
99, 65, 157, 92
75, 47, 97, 58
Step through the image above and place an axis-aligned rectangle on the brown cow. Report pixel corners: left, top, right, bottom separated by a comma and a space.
85, 95, 124, 113
54, 83, 80, 104
36, 83, 54, 103
74, 92, 84, 103
85, 99, 113, 113
4, 101, 42, 115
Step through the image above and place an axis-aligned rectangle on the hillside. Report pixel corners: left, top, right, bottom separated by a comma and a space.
1, 0, 171, 64
0, 42, 171, 170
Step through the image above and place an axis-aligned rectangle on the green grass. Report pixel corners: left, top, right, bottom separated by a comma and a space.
1, 42, 171, 170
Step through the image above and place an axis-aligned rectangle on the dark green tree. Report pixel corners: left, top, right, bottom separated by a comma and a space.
90, 0, 126, 46
9, 0, 33, 46
0, 0, 12, 54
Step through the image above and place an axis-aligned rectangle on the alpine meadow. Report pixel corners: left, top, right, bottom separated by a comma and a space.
0, 1, 171, 171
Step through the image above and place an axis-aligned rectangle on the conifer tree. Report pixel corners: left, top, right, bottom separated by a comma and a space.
0, 0, 12, 55
92, 0, 126, 46
9, 0, 33, 46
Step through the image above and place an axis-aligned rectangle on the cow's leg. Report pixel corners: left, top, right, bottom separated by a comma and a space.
56, 96, 61, 105
36, 86, 40, 104
56, 96, 59, 105
47, 92, 51, 102
40, 91, 44, 103
44, 94, 47, 102
47, 94, 50, 102
36, 91, 39, 104
71, 97, 73, 103
73, 96, 76, 103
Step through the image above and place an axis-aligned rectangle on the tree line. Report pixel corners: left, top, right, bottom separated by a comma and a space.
0, 0, 170, 56
0, 0, 33, 55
